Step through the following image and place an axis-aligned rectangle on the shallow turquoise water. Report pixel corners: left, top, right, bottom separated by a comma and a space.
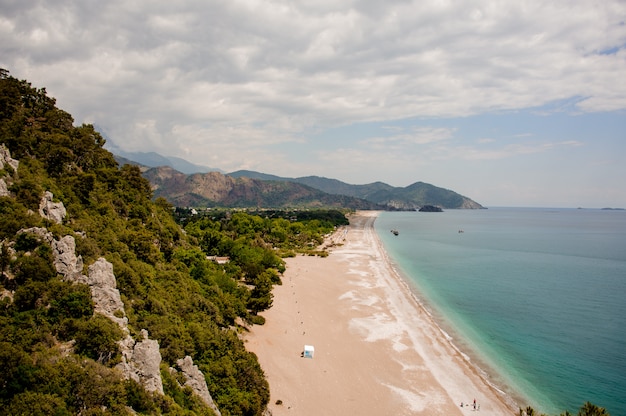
375, 208, 626, 416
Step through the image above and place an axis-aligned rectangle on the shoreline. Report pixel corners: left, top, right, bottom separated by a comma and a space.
373, 215, 529, 410
246, 211, 519, 415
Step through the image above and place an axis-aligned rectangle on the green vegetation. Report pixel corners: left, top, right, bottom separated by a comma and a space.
0, 69, 347, 415
520, 402, 611, 416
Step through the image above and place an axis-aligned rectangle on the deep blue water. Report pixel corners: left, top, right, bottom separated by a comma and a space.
375, 208, 626, 416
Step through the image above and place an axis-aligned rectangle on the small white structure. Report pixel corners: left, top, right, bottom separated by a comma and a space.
303, 345, 315, 358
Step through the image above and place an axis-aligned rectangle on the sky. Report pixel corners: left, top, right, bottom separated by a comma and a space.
1, 0, 625, 208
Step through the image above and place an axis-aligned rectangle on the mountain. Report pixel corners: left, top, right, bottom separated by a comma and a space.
144, 167, 383, 209
106, 144, 221, 175
109, 157, 482, 210
228, 170, 484, 210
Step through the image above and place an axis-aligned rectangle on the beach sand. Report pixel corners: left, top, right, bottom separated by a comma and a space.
246, 211, 518, 415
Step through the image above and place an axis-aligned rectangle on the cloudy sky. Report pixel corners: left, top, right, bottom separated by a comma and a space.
2, 0, 625, 207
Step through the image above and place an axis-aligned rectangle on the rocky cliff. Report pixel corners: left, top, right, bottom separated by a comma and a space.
0, 144, 19, 197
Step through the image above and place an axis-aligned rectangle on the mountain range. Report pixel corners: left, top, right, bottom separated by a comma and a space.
130, 153, 484, 210
227, 170, 484, 210
106, 141, 222, 175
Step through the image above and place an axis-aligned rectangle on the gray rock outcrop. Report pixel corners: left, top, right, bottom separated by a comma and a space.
18, 227, 165, 395
0, 144, 18, 197
52, 235, 84, 279
19, 228, 84, 281
39, 191, 66, 224
0, 179, 8, 197
86, 258, 128, 328
118, 329, 164, 395
173, 356, 222, 416
81, 259, 163, 394
0, 144, 19, 172
18, 227, 53, 244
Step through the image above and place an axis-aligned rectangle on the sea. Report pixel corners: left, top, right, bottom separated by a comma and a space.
374, 207, 626, 416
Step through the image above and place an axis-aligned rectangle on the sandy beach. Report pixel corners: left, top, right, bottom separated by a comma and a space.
246, 211, 518, 415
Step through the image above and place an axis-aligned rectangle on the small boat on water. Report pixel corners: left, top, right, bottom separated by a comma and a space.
391, 229, 399, 236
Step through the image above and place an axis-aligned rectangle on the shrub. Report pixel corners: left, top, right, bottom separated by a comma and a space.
73, 314, 123, 365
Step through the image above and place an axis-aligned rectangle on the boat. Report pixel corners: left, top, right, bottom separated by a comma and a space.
391, 229, 399, 236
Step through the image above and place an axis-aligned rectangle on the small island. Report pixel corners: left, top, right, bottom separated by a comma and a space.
419, 205, 443, 212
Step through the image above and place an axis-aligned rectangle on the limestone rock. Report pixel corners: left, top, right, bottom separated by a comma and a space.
174, 356, 222, 416
39, 191, 66, 224
0, 144, 19, 172
0, 145, 18, 198
1, 288, 13, 302
118, 330, 164, 395
18, 227, 54, 244
18, 228, 85, 282
16, 224, 165, 396
87, 258, 127, 327
0, 178, 8, 197
52, 235, 84, 279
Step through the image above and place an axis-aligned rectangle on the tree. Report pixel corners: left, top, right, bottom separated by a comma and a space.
13, 255, 55, 285
6, 391, 70, 416
578, 402, 609, 416
47, 282, 94, 323
73, 314, 123, 365
248, 270, 274, 314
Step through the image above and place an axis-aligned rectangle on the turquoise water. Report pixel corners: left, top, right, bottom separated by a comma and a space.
374, 208, 626, 416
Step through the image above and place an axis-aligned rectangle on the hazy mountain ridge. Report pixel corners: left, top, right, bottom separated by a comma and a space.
107, 146, 222, 175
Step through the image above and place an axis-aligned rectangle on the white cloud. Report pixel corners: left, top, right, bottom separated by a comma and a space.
365, 127, 455, 147
1, 0, 625, 205
5, 0, 624, 125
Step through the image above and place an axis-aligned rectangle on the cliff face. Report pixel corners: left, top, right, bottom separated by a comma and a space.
172, 356, 222, 416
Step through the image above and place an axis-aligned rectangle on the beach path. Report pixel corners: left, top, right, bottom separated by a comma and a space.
246, 211, 516, 416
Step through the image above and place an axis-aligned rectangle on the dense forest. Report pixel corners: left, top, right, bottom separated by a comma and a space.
0, 69, 348, 415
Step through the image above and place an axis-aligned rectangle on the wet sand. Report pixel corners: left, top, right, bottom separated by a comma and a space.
246, 211, 518, 415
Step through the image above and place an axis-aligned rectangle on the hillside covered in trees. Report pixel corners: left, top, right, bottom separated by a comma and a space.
0, 69, 349, 415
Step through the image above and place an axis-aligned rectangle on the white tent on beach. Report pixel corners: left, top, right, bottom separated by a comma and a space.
303, 345, 315, 358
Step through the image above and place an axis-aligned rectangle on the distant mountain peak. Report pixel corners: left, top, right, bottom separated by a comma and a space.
104, 140, 221, 175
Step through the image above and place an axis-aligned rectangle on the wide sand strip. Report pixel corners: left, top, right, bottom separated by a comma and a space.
246, 211, 518, 416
